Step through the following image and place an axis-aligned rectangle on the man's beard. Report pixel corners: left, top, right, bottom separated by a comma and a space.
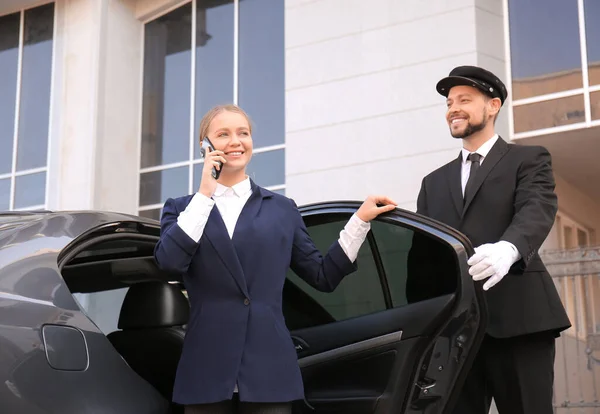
450, 109, 488, 139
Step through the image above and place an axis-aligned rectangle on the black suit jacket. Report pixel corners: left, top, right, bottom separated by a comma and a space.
410, 137, 570, 338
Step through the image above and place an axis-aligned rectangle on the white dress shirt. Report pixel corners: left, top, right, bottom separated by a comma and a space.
460, 134, 499, 196
460, 134, 521, 261
176, 177, 371, 393
176, 177, 371, 262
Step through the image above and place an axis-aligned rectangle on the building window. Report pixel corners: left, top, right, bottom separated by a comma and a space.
508, 0, 582, 101
0, 3, 54, 211
584, 0, 600, 87
138, 0, 285, 221
507, 0, 600, 136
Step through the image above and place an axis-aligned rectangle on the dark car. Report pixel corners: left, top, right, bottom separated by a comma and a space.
0, 201, 487, 414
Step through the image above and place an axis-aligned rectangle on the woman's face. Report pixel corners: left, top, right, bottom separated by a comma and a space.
207, 110, 253, 173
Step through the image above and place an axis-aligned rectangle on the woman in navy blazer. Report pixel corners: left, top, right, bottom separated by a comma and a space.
154, 104, 397, 414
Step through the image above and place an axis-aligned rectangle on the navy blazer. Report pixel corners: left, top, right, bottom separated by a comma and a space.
154, 181, 358, 405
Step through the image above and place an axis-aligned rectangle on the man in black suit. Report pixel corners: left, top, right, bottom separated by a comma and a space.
414, 66, 571, 414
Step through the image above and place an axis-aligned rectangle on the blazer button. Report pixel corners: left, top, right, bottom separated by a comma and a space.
244, 298, 250, 305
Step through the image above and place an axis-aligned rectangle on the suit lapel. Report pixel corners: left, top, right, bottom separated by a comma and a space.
232, 180, 271, 244
447, 153, 464, 216
203, 204, 249, 297
462, 137, 510, 216
201, 180, 272, 296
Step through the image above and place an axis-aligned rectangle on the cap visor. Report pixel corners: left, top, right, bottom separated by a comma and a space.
436, 76, 487, 97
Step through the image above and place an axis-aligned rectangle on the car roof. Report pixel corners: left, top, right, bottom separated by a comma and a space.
0, 209, 160, 254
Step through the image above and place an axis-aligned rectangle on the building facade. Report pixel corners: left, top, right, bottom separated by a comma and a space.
1, 0, 599, 411
1, 0, 595, 229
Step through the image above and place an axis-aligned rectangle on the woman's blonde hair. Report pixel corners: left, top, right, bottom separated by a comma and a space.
198, 104, 253, 143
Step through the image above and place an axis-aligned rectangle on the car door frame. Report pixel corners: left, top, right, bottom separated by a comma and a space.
292, 201, 488, 414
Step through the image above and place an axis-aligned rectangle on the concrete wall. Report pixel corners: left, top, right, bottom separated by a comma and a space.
5, 0, 596, 238
3, 0, 512, 215
48, 0, 105, 210
93, 0, 142, 214
46, 0, 152, 213
284, 0, 509, 211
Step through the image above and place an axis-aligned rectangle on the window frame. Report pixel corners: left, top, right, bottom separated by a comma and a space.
136, 0, 286, 220
503, 0, 600, 139
0, 1, 56, 211
365, 229, 394, 308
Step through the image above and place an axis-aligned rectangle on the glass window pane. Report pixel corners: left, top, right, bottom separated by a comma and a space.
238, 0, 285, 148
139, 166, 188, 206
513, 94, 586, 133
584, 0, 600, 85
14, 171, 45, 209
0, 178, 10, 210
193, 161, 203, 191
591, 91, 600, 121
508, 0, 582, 100
370, 221, 457, 308
139, 208, 161, 221
246, 149, 284, 188
16, 3, 54, 171
284, 218, 385, 330
141, 3, 192, 168
73, 288, 129, 334
373, 222, 413, 307
0, 13, 19, 175
193, 1, 234, 159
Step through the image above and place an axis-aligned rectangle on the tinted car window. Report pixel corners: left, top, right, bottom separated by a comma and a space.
283, 215, 458, 331
286, 219, 386, 325
73, 288, 129, 334
370, 220, 457, 307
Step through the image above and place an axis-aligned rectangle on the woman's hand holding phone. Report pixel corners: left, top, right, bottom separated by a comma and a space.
199, 146, 226, 198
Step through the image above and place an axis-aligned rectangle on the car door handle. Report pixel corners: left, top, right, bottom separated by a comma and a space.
415, 379, 438, 398
291, 336, 309, 353
416, 381, 436, 392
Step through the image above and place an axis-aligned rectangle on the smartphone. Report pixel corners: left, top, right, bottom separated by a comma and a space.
200, 136, 222, 180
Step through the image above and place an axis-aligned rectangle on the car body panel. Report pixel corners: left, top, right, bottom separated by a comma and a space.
0, 204, 486, 414
0, 211, 167, 414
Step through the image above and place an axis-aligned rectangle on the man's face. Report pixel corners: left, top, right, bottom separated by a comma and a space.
445, 85, 491, 139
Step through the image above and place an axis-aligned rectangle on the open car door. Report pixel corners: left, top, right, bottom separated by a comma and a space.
284, 202, 487, 414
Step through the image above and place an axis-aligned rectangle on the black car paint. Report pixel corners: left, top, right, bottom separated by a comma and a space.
296, 202, 487, 413
0, 204, 486, 414
0, 211, 167, 414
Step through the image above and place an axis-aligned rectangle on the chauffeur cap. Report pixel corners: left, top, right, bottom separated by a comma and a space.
436, 65, 508, 105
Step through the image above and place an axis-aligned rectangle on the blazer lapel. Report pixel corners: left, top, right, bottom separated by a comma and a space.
462, 137, 510, 216
203, 206, 249, 297
232, 180, 272, 243
447, 153, 464, 216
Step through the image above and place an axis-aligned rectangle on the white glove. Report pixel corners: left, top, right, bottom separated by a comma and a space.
467, 241, 520, 291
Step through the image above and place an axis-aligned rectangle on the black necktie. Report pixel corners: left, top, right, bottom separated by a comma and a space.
464, 152, 482, 201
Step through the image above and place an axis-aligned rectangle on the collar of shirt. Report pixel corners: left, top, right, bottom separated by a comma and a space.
213, 176, 252, 198
461, 134, 499, 165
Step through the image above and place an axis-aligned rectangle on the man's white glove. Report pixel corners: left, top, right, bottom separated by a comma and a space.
467, 241, 520, 291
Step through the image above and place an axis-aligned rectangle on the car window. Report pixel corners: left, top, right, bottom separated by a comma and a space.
72, 286, 191, 334
283, 215, 458, 331
73, 288, 129, 334
370, 220, 456, 307
369, 220, 413, 306
286, 218, 386, 325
